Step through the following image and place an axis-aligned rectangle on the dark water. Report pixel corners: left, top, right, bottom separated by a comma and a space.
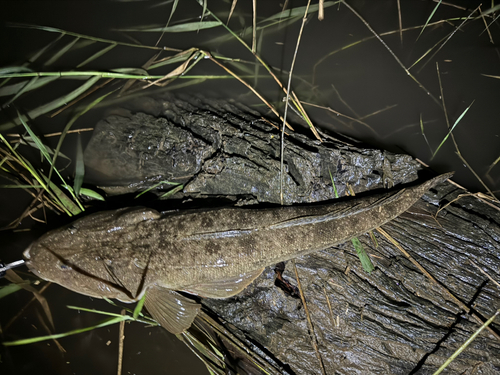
1, 1, 498, 374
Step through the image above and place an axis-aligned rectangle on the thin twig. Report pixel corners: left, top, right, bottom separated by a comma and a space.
397, 0, 403, 44
301, 101, 377, 135
486, 155, 500, 177
196, 311, 283, 374
4, 195, 60, 231
252, 0, 257, 53
330, 83, 359, 118
455, 152, 497, 199
436, 62, 451, 137
341, 0, 441, 107
437, 191, 500, 218
430, 0, 467, 11
323, 287, 336, 329
4, 282, 52, 331
208, 54, 293, 131
49, 78, 114, 117
417, 6, 480, 73
318, 0, 324, 21
7, 128, 94, 138
291, 91, 321, 140
469, 260, 500, 289
205, 8, 311, 138
292, 260, 327, 375
478, 5, 494, 44
280, 0, 311, 205
312, 19, 451, 83
33, 308, 66, 353
376, 227, 500, 341
435, 62, 497, 199
227, 0, 237, 24
117, 309, 125, 375
433, 309, 500, 375
8, 22, 181, 51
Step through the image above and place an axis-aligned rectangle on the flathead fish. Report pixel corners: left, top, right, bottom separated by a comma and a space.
24, 173, 452, 334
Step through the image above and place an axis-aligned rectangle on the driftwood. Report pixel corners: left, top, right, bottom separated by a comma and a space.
84, 94, 421, 201
84, 94, 500, 374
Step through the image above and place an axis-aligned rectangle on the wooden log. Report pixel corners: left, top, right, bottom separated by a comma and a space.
83, 94, 500, 374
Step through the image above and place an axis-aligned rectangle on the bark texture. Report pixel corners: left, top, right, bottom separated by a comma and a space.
84, 94, 420, 203
84, 94, 500, 374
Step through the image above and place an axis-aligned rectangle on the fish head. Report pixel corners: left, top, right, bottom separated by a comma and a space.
23, 207, 161, 303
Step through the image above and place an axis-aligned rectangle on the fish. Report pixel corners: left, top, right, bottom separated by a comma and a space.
23, 173, 452, 334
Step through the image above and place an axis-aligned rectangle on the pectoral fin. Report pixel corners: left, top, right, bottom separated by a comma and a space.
144, 286, 200, 334
183, 268, 264, 299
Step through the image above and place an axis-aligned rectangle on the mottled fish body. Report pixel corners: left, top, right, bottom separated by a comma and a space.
24, 173, 452, 333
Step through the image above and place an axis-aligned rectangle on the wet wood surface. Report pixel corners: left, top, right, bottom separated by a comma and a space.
85, 94, 500, 374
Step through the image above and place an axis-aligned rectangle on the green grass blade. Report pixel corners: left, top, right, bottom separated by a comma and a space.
369, 231, 379, 248
67, 304, 155, 325
72, 39, 97, 51
197, 2, 308, 47
328, 168, 339, 198
159, 184, 184, 199
135, 180, 181, 198
0, 33, 61, 90
17, 137, 71, 162
17, 112, 81, 212
0, 71, 166, 80
77, 43, 117, 68
45, 37, 80, 66
165, 0, 179, 29
148, 48, 196, 70
79, 187, 105, 201
1, 135, 70, 217
42, 176, 82, 215
115, 20, 221, 32
351, 237, 375, 273
4, 76, 40, 105
433, 309, 500, 375
1, 76, 101, 131
479, 4, 500, 17
0, 185, 44, 189
66, 305, 127, 317
29, 33, 66, 64
18, 110, 52, 164
8, 23, 171, 51
0, 133, 62, 210
3, 316, 126, 346
111, 67, 150, 75
224, 59, 257, 76
417, 0, 442, 40
133, 292, 147, 320
262, 1, 338, 22
73, 133, 84, 196
419, 114, 433, 156
0, 283, 23, 299
431, 101, 474, 160
0, 76, 59, 97
408, 32, 449, 70
3, 300, 161, 347
0, 66, 33, 74
199, 0, 208, 29
48, 89, 115, 205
